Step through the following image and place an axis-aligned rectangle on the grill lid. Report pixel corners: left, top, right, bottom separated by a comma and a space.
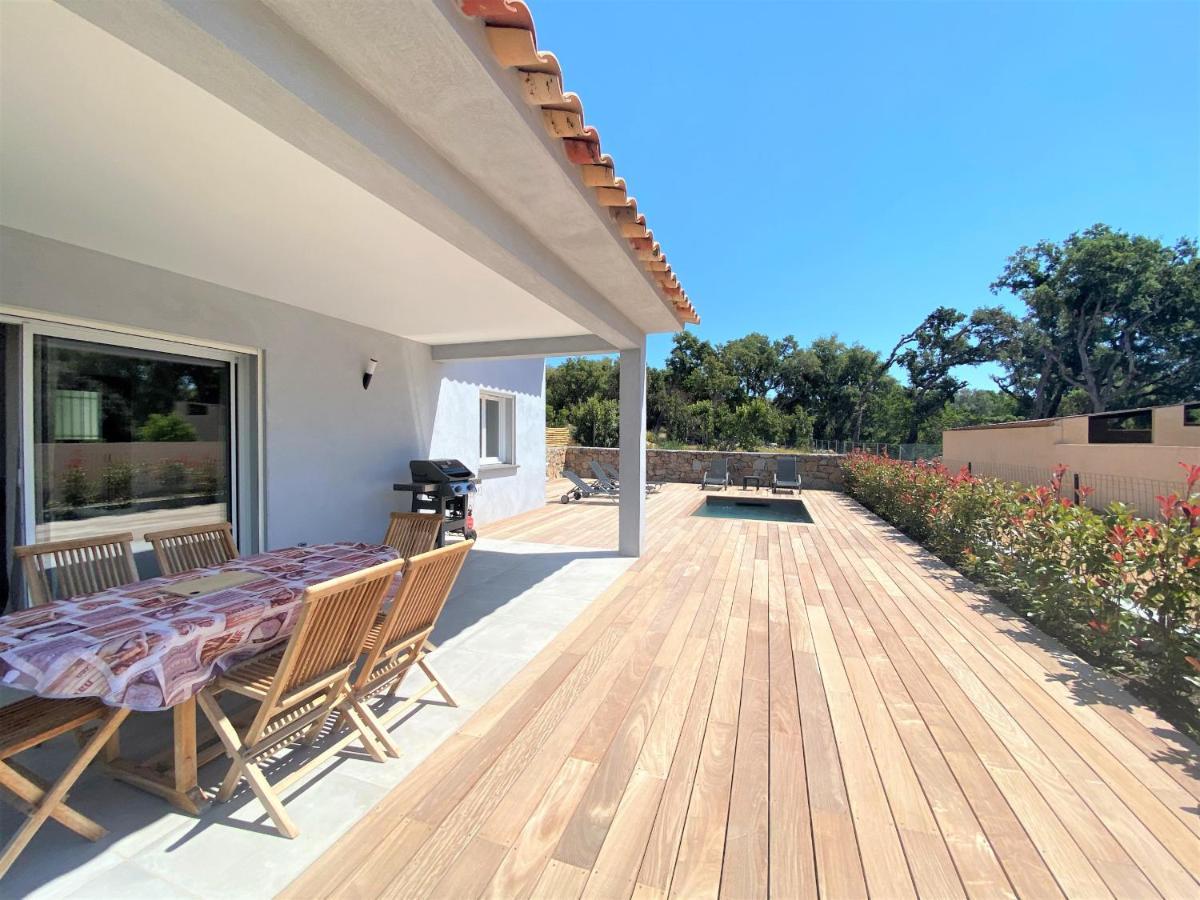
409, 458, 475, 482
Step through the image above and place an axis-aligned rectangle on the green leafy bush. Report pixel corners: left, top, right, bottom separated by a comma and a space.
98, 461, 137, 506
60, 461, 94, 508
136, 412, 197, 442
157, 458, 191, 495
191, 459, 221, 501
843, 453, 1200, 722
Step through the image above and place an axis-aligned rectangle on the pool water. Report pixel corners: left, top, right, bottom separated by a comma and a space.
692, 495, 814, 524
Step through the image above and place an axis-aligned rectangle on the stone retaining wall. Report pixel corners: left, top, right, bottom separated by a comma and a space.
558, 446, 846, 491
546, 446, 567, 480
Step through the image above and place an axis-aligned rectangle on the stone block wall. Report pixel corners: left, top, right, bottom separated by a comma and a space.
560, 446, 846, 491
546, 446, 567, 480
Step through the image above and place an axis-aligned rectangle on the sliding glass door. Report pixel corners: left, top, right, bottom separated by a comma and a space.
31, 334, 235, 544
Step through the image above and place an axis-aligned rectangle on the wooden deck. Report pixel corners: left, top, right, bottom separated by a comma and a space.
284, 484, 1200, 899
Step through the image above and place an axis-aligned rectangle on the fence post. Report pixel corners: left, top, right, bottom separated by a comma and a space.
1073, 472, 1080, 506
967, 461, 972, 475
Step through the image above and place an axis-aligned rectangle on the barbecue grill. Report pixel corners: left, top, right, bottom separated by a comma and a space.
394, 459, 479, 546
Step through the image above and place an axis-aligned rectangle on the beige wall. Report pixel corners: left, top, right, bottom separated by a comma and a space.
942, 404, 1200, 514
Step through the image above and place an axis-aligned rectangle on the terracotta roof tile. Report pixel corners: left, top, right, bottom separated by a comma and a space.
459, 0, 699, 326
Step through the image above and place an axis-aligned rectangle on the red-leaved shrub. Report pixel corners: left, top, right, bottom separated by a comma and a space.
843, 453, 1200, 714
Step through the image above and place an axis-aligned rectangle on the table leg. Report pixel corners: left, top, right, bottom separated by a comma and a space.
172, 699, 202, 805
105, 698, 208, 815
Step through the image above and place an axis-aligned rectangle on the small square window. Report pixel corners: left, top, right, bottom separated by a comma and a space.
1185, 403, 1200, 426
479, 392, 515, 466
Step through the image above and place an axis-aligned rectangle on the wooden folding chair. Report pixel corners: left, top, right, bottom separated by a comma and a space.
0, 697, 129, 878
13, 532, 139, 607
338, 541, 472, 759
195, 557, 404, 838
382, 512, 459, 706
383, 512, 442, 560
145, 522, 238, 576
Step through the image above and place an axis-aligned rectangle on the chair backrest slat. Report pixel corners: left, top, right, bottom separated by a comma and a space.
779, 456, 798, 480
14, 533, 140, 606
711, 458, 728, 478
361, 542, 471, 683
267, 558, 404, 705
565, 471, 592, 492
382, 513, 442, 561
145, 523, 238, 576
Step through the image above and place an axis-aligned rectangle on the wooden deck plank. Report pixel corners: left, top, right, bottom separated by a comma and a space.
810, 524, 1014, 900
719, 528, 770, 900
483, 757, 597, 900
387, 522, 716, 897
820, 501, 1184, 897
812, 507, 1123, 898
284, 484, 1200, 900
766, 524, 818, 900
635, 529, 743, 894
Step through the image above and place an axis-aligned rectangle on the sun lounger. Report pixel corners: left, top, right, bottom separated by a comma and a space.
701, 457, 731, 490
591, 461, 662, 495
561, 469, 617, 503
773, 456, 803, 494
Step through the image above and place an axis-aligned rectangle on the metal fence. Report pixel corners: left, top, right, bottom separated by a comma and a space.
811, 440, 942, 461
942, 458, 1183, 520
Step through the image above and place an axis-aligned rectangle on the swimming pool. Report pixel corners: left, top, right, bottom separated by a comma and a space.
692, 495, 814, 524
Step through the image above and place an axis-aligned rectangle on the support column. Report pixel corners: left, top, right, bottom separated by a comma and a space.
618, 337, 647, 557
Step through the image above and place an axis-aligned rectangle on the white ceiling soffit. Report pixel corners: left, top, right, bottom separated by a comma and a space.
0, 0, 592, 346
260, 0, 682, 335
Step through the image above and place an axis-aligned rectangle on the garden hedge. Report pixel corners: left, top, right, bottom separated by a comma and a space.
842, 453, 1200, 728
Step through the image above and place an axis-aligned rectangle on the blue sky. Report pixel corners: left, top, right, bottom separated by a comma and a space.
536, 0, 1200, 388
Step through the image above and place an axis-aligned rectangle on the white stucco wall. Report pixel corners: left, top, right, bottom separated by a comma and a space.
430, 361, 545, 526
0, 227, 546, 547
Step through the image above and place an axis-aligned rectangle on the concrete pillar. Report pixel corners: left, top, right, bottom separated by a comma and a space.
618, 337, 647, 557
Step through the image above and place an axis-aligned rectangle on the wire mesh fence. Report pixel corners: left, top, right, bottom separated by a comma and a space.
811, 440, 942, 461
941, 458, 1185, 519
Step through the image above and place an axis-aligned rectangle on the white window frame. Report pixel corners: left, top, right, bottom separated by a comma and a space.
479, 390, 516, 468
0, 307, 263, 554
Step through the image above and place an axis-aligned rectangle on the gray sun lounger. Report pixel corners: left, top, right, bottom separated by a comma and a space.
773, 456, 802, 493
700, 457, 731, 490
591, 461, 662, 494
560, 469, 617, 504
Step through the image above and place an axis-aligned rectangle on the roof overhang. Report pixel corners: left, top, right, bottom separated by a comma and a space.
0, 0, 693, 351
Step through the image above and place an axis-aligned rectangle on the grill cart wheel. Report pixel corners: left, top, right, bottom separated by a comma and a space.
573, 490, 583, 501
560, 494, 571, 504
464, 528, 477, 540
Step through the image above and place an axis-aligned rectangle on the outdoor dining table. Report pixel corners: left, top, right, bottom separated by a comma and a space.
0, 541, 400, 814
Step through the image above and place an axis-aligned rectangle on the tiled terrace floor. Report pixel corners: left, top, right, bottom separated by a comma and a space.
288, 484, 1200, 899
1, 539, 633, 898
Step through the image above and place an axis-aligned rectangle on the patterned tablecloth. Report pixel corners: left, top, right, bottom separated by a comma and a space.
0, 542, 399, 711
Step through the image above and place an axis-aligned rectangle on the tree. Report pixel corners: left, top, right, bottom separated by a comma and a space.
546, 225, 1198, 451
776, 337, 888, 441
723, 398, 785, 450
568, 396, 619, 447
917, 388, 1018, 443
991, 224, 1200, 414
721, 332, 793, 400
670, 336, 741, 408
887, 305, 1015, 442
546, 357, 617, 420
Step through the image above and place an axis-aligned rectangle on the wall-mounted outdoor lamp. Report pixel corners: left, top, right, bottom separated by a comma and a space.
362, 358, 379, 390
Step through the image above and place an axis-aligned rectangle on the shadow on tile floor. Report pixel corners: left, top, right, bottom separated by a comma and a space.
0, 538, 632, 899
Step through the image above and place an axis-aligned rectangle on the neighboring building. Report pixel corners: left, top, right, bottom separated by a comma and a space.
0, 0, 699, 604
943, 402, 1200, 513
